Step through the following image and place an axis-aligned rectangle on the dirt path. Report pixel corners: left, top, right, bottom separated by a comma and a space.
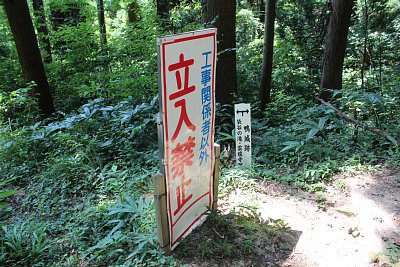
256, 169, 400, 266
179, 169, 400, 267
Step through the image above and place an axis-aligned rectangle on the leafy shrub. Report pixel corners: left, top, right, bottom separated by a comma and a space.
170, 0, 202, 33
0, 220, 50, 265
264, 93, 311, 126
219, 167, 257, 194
236, 8, 260, 47
0, 86, 40, 126
0, 57, 23, 93
84, 196, 172, 266
0, 178, 17, 209
236, 38, 263, 103
0, 126, 47, 183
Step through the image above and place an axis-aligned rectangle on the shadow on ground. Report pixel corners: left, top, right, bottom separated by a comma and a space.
173, 210, 302, 267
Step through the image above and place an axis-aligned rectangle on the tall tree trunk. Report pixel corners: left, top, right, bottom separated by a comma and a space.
3, 0, 55, 118
319, 0, 355, 102
259, 0, 275, 113
259, 0, 265, 23
97, 0, 107, 47
202, 0, 237, 105
32, 0, 52, 63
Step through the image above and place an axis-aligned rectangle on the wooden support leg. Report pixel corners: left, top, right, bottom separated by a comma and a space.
152, 173, 171, 254
213, 143, 221, 211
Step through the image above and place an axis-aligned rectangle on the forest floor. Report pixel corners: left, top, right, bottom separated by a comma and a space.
176, 168, 400, 267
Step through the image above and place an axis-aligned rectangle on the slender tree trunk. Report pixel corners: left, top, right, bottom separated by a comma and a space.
97, 0, 107, 47
319, 0, 355, 102
202, 0, 237, 105
32, 0, 52, 63
378, 33, 382, 88
3, 0, 55, 118
361, 0, 368, 88
259, 0, 275, 113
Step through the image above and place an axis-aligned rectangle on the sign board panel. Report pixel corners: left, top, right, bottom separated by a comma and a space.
157, 29, 217, 250
234, 103, 252, 167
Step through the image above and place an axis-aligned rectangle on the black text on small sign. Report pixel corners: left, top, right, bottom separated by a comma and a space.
234, 103, 252, 167
157, 29, 217, 250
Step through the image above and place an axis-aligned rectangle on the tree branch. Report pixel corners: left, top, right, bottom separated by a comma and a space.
318, 98, 398, 145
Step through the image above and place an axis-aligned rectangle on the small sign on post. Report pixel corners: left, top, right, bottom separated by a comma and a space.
156, 29, 217, 250
235, 103, 252, 167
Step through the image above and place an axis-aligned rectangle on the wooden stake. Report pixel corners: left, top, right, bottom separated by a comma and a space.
152, 173, 170, 254
213, 143, 221, 210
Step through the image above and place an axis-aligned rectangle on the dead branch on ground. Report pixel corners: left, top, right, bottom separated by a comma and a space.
318, 98, 398, 145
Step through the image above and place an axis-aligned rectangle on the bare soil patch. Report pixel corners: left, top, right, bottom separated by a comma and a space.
174, 168, 400, 267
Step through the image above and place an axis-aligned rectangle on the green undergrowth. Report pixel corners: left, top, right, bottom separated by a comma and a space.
0, 97, 176, 266
383, 241, 400, 266
0, 87, 399, 266
1, 92, 399, 265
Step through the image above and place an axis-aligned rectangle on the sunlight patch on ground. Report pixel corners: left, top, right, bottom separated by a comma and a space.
216, 170, 399, 266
